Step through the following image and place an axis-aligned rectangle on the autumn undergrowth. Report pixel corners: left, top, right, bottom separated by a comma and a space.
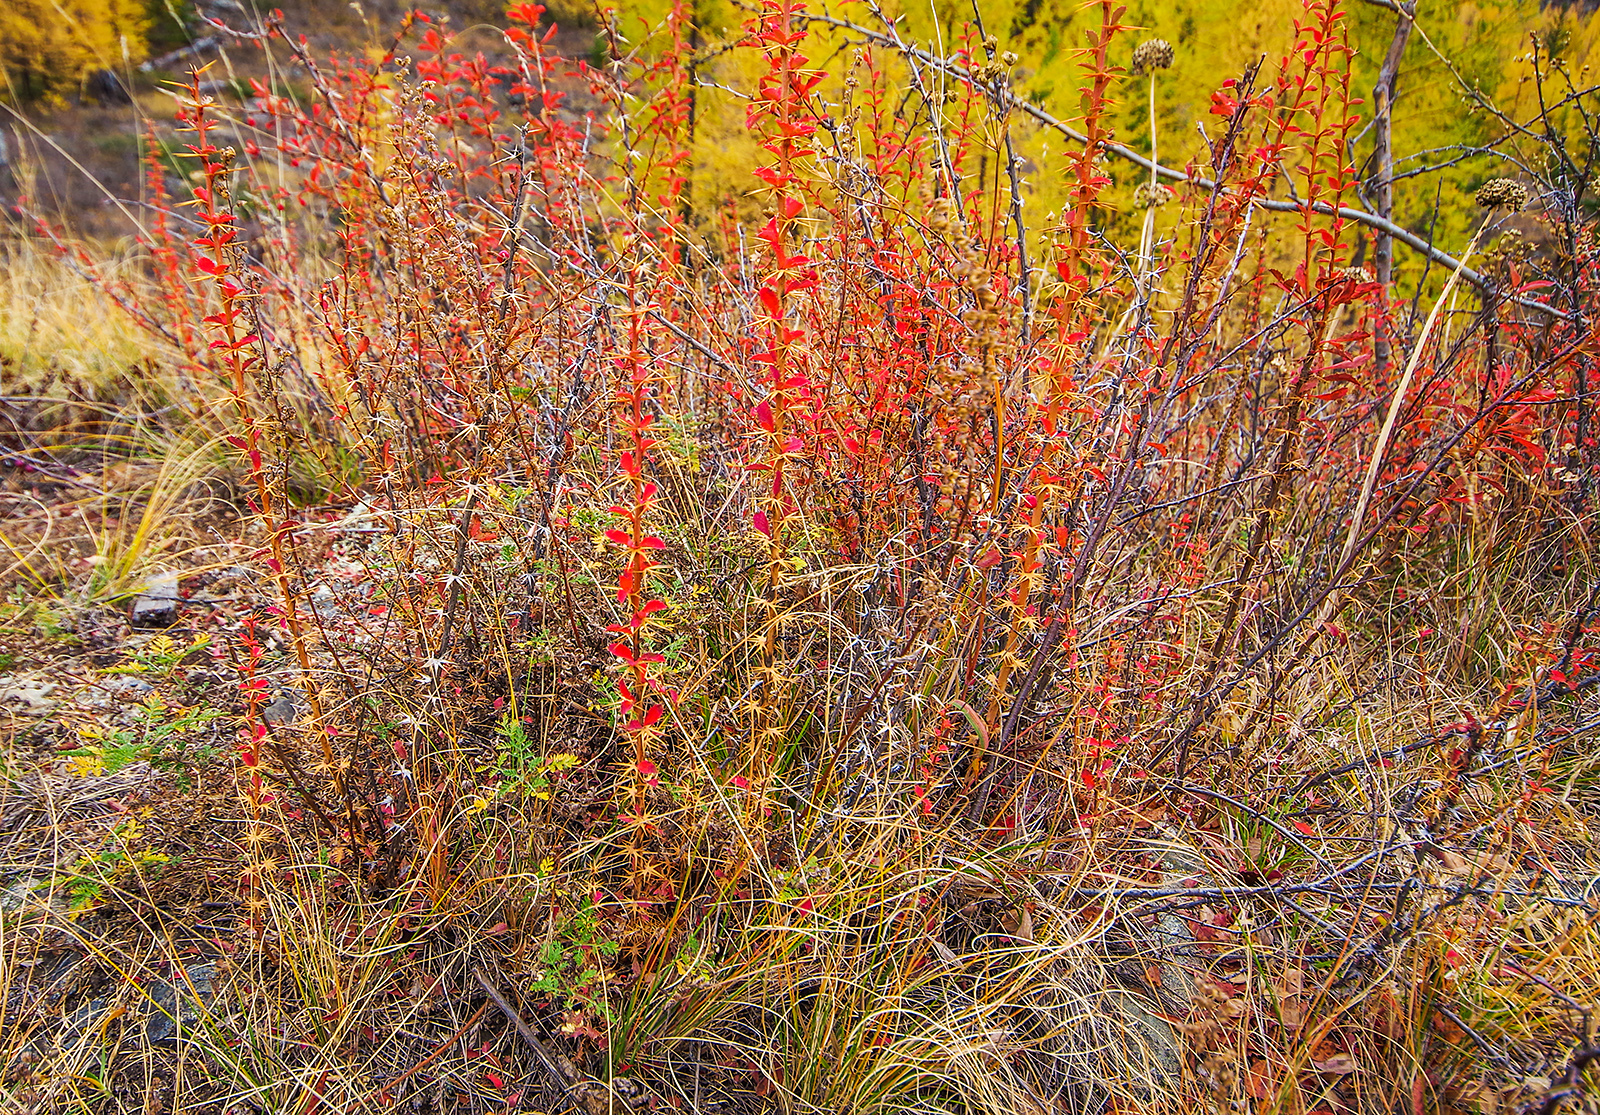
5, 1, 1600, 1113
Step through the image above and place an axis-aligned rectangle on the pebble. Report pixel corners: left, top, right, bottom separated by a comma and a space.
130, 573, 182, 628
61, 963, 217, 1047
311, 584, 338, 618
260, 695, 297, 726
0, 876, 47, 913
0, 679, 57, 716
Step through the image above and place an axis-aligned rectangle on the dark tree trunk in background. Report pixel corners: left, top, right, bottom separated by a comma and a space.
1372, 3, 1415, 373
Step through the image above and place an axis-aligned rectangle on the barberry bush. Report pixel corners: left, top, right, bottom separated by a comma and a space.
15, 0, 1600, 1111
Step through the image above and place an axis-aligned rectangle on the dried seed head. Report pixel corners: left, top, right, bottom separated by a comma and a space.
1131, 39, 1175, 76
1486, 228, 1530, 268
1474, 178, 1528, 211
1133, 182, 1169, 209
1321, 266, 1370, 288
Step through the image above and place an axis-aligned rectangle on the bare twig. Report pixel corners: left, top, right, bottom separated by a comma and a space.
797, 9, 1569, 319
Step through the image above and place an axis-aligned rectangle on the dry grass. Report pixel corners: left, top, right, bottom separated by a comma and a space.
2, 478, 1597, 1115
2, 3, 1599, 1113
0, 237, 156, 398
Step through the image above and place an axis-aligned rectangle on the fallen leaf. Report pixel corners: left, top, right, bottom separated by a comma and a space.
1245, 1059, 1271, 1101
1314, 1052, 1357, 1075
1278, 966, 1304, 1028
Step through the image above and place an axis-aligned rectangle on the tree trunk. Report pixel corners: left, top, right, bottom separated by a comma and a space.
1372, 3, 1415, 373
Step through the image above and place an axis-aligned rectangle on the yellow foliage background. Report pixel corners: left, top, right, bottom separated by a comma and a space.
0, 0, 148, 104
603, 0, 1595, 289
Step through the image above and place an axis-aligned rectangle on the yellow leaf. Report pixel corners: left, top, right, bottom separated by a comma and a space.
66, 753, 105, 777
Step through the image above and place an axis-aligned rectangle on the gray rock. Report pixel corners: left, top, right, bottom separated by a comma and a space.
144, 964, 215, 1044
0, 876, 47, 913
311, 584, 338, 618
62, 997, 109, 1046
0, 679, 57, 716
104, 675, 155, 698
1102, 985, 1184, 1083
130, 573, 182, 628
61, 963, 216, 1048
1143, 825, 1214, 1008
260, 695, 297, 726
73, 687, 111, 711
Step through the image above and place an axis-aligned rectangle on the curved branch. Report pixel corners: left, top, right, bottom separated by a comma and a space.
799, 10, 1571, 320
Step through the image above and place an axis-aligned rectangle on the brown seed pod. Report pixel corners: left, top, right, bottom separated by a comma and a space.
1131, 39, 1175, 76
1133, 182, 1169, 209
1321, 266, 1371, 288
1474, 178, 1529, 211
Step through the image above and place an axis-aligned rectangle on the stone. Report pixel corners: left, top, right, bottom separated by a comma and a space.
1102, 985, 1184, 1082
0, 876, 47, 913
143, 964, 216, 1044
0, 679, 57, 716
130, 574, 182, 628
260, 695, 297, 726
1143, 825, 1214, 1007
104, 675, 154, 698
311, 584, 339, 618
60, 963, 216, 1048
